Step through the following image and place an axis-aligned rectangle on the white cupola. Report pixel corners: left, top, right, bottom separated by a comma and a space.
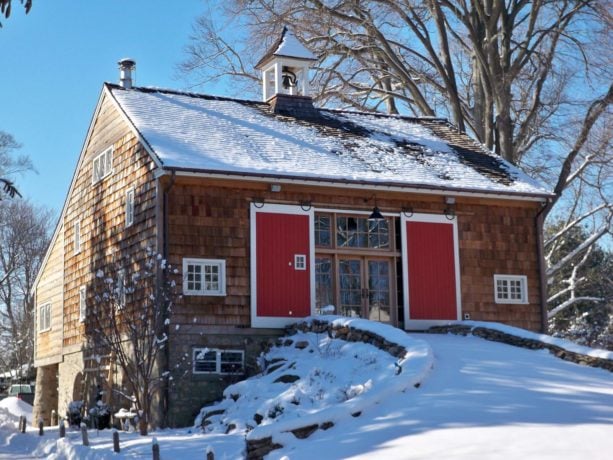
255, 27, 317, 101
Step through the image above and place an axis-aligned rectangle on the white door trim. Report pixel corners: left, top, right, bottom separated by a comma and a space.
250, 203, 315, 328
400, 213, 462, 329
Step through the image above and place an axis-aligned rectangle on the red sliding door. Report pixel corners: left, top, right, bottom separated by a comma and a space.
251, 204, 314, 327
403, 216, 460, 322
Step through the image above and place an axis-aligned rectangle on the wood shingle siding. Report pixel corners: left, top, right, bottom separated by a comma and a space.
167, 177, 543, 332
61, 93, 158, 350
34, 224, 64, 366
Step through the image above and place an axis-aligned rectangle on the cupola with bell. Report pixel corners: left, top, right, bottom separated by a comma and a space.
255, 27, 317, 101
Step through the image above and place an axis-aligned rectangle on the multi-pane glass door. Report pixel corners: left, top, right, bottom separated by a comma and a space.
337, 258, 392, 322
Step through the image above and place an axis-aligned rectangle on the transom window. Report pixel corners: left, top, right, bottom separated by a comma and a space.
92, 146, 113, 183
183, 258, 226, 296
494, 275, 528, 304
315, 213, 390, 250
193, 348, 244, 374
39, 303, 51, 332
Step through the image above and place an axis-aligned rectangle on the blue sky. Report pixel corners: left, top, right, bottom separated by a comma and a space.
0, 1, 213, 214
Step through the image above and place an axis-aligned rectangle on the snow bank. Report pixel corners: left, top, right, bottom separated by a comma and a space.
0, 396, 33, 423
195, 316, 433, 443
462, 321, 613, 360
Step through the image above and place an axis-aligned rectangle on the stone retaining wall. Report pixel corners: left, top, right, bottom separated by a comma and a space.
245, 320, 411, 459
427, 325, 613, 372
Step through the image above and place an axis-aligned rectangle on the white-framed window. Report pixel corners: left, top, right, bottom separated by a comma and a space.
38, 303, 51, 332
74, 220, 81, 255
294, 254, 307, 270
494, 275, 528, 304
192, 348, 244, 374
183, 258, 226, 296
79, 286, 87, 322
117, 269, 126, 308
125, 188, 135, 227
92, 146, 113, 184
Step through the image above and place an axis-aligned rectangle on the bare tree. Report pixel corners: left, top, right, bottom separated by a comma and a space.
0, 131, 31, 200
86, 248, 180, 435
0, 0, 32, 26
181, 0, 612, 335
0, 199, 52, 380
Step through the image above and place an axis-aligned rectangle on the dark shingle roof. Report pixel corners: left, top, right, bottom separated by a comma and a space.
108, 84, 550, 198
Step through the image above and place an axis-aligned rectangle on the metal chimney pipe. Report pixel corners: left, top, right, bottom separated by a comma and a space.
118, 58, 136, 89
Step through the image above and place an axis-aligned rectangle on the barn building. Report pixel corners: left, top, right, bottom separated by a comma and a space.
32, 29, 552, 427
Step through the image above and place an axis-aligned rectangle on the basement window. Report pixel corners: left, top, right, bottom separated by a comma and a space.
193, 348, 244, 375
183, 258, 226, 296
494, 275, 528, 304
39, 303, 51, 332
92, 146, 113, 184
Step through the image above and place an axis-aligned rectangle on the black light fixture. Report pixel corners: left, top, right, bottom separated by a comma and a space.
365, 194, 385, 221
444, 196, 456, 220
368, 206, 385, 221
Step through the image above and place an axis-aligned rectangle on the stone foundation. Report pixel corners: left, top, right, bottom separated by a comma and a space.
167, 329, 283, 427
32, 364, 58, 426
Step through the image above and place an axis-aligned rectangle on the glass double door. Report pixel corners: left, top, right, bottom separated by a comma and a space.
338, 258, 392, 323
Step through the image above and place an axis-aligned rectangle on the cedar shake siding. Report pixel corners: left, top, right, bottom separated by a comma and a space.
166, 178, 542, 332
62, 93, 158, 351
34, 223, 64, 366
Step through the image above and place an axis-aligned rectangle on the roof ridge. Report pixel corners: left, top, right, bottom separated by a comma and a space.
105, 83, 456, 125
104, 82, 268, 107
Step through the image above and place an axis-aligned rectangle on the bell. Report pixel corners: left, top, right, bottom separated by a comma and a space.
282, 69, 297, 89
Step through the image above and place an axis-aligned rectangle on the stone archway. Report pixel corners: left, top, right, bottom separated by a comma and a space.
72, 371, 84, 402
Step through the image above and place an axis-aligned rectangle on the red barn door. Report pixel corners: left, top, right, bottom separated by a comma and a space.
251, 204, 314, 328
402, 214, 461, 325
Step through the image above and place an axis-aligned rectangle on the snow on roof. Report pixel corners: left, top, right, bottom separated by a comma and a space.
109, 85, 551, 198
255, 27, 317, 68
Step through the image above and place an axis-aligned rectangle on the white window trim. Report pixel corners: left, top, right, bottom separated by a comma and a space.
125, 188, 135, 227
294, 254, 307, 270
192, 348, 244, 375
494, 274, 528, 304
117, 269, 127, 308
38, 303, 51, 333
74, 220, 81, 255
79, 286, 87, 322
183, 258, 226, 296
92, 146, 113, 184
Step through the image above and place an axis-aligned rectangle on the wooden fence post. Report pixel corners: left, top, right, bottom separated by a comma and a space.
59, 419, 65, 438
18, 416, 25, 433
81, 423, 89, 446
38, 418, 44, 436
152, 437, 160, 460
112, 429, 120, 453
206, 445, 214, 460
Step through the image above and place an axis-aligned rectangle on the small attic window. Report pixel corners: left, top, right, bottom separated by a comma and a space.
92, 146, 113, 184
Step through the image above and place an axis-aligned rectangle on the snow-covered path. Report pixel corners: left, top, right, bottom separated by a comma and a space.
1, 331, 611, 459
268, 334, 613, 460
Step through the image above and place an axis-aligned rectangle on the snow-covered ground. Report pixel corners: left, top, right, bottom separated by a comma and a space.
0, 321, 611, 459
